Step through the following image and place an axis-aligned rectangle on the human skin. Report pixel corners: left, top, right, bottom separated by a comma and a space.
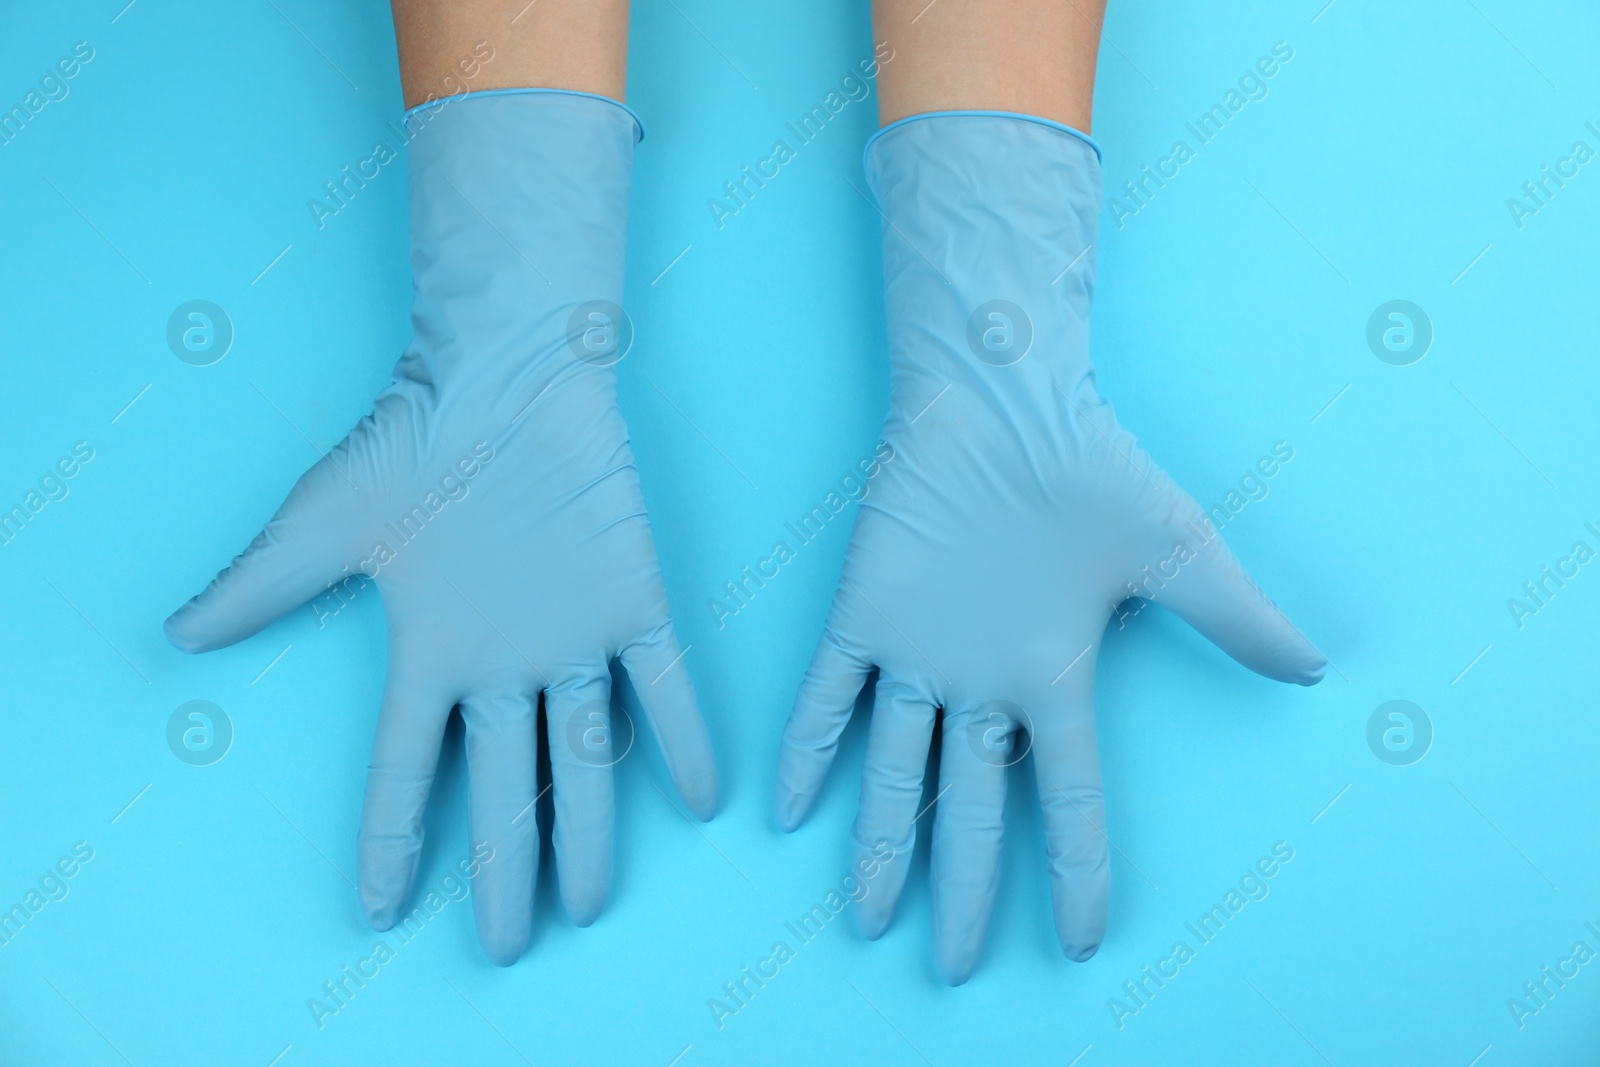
391, 0, 629, 108
872, 0, 1106, 132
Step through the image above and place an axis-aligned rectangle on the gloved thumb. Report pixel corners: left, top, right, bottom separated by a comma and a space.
165, 452, 366, 654
1154, 517, 1326, 687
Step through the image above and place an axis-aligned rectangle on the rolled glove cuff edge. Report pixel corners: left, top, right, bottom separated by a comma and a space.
403, 86, 645, 142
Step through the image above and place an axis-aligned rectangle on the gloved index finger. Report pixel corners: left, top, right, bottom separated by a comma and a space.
1029, 664, 1110, 963
358, 661, 453, 935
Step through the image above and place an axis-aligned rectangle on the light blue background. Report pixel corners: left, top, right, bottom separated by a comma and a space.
3, 0, 1598, 1063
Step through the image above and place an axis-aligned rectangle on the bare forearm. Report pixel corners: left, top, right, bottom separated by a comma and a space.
391, 0, 629, 109
871, 0, 1105, 131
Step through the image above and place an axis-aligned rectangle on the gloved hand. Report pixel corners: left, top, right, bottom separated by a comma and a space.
164, 90, 718, 965
773, 113, 1324, 985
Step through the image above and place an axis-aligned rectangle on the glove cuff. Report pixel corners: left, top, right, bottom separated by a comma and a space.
865, 112, 1102, 388
404, 87, 644, 141
402, 90, 637, 389
863, 109, 1099, 170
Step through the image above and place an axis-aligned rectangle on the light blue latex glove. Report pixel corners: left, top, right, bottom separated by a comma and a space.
164, 91, 718, 965
774, 113, 1324, 985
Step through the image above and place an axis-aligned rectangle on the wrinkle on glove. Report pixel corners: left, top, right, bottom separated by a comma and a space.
776, 112, 1324, 985
165, 91, 717, 966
